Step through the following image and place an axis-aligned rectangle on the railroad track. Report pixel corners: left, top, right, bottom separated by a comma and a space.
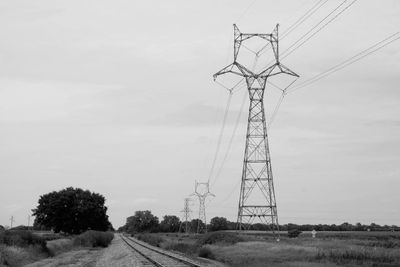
120, 234, 206, 267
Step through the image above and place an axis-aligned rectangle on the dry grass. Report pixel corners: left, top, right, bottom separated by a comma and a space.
154, 231, 400, 267
73, 231, 114, 248
0, 245, 48, 267
46, 238, 74, 256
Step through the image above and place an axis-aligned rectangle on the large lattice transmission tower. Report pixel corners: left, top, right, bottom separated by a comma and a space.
191, 181, 215, 233
213, 24, 299, 235
179, 198, 192, 234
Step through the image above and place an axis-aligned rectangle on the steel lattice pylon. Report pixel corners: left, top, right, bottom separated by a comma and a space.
191, 181, 214, 234
179, 198, 192, 234
214, 24, 299, 236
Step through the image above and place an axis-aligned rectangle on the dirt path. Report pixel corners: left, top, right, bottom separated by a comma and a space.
26, 234, 142, 267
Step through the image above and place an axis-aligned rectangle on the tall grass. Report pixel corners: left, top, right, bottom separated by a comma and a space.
73, 230, 114, 248
46, 238, 74, 256
316, 248, 395, 264
136, 233, 165, 247
197, 231, 243, 246
0, 230, 47, 249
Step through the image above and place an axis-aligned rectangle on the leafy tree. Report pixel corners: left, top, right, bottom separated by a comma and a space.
190, 219, 205, 233
159, 215, 180, 232
209, 217, 228, 231
126, 210, 159, 233
32, 187, 112, 234
288, 229, 302, 238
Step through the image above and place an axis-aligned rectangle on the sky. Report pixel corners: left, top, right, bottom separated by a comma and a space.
0, 0, 399, 228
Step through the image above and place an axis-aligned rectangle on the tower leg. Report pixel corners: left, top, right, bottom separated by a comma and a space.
237, 85, 279, 236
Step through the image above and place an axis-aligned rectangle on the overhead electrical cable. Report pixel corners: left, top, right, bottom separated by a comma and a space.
281, 0, 349, 57
286, 32, 400, 93
207, 91, 233, 182
209, 55, 260, 187
281, 0, 330, 40
236, 0, 258, 22
281, 0, 358, 60
258, 0, 329, 56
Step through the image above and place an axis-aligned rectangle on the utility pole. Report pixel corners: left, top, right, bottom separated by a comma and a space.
192, 181, 215, 233
27, 215, 31, 229
214, 24, 298, 237
10, 216, 15, 229
179, 198, 192, 234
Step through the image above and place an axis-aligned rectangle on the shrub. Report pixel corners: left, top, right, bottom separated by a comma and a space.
198, 246, 215, 259
0, 245, 47, 266
73, 230, 114, 248
46, 238, 73, 256
136, 233, 164, 247
163, 241, 197, 254
197, 232, 243, 246
316, 249, 395, 264
288, 229, 302, 238
0, 230, 46, 249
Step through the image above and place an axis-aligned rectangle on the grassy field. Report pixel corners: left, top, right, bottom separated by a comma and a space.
0, 230, 114, 266
138, 231, 400, 267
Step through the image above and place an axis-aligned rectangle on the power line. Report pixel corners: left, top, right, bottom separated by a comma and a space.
210, 54, 260, 187
236, 0, 258, 22
281, 0, 329, 40
258, 0, 329, 56
287, 33, 400, 93
211, 88, 247, 188
208, 92, 233, 182
281, 0, 348, 57
282, 0, 358, 60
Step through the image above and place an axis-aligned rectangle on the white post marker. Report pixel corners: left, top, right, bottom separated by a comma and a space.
311, 229, 317, 238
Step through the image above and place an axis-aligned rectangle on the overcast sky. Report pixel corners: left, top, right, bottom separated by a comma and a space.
1, 0, 399, 228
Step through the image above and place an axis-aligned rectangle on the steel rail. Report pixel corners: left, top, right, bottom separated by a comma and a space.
120, 234, 205, 267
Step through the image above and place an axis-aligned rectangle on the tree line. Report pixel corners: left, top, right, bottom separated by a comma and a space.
118, 210, 400, 233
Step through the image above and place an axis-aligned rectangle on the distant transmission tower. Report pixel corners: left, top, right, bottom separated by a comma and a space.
192, 181, 215, 233
10, 216, 15, 229
214, 24, 299, 236
179, 198, 192, 234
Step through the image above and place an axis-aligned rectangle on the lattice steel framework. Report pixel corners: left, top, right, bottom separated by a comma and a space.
191, 181, 214, 233
213, 24, 299, 235
179, 198, 192, 234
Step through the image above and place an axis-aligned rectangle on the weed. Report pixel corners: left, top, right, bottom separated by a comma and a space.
0, 230, 47, 251
288, 229, 302, 238
198, 246, 216, 259
136, 233, 164, 247
316, 248, 395, 264
163, 241, 197, 254
46, 238, 73, 256
197, 231, 243, 246
73, 230, 114, 248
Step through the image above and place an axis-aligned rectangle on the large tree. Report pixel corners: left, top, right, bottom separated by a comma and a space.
209, 216, 228, 231
126, 210, 159, 233
32, 187, 112, 234
159, 215, 180, 232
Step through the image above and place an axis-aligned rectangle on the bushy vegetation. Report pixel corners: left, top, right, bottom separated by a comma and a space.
124, 210, 160, 233
120, 210, 400, 235
197, 231, 243, 246
163, 241, 197, 254
0, 230, 49, 266
288, 229, 302, 238
46, 238, 73, 256
0, 230, 47, 249
73, 230, 114, 248
198, 246, 216, 259
316, 248, 395, 265
159, 215, 180, 232
33, 187, 113, 234
135, 233, 165, 247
